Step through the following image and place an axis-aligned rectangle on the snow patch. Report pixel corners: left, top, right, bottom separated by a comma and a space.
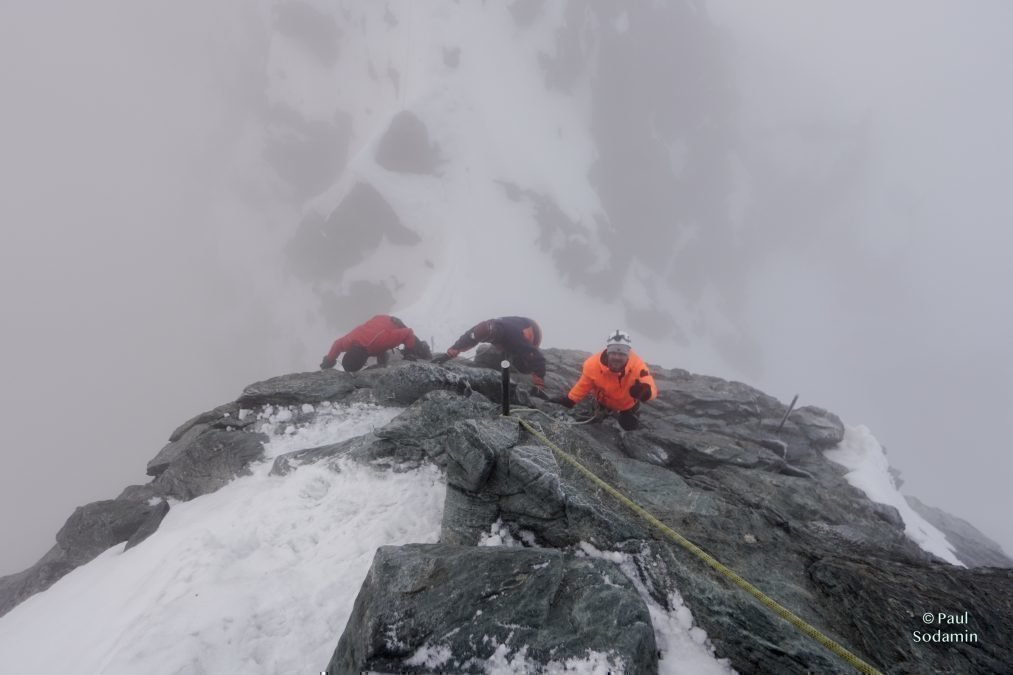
478, 518, 524, 547
825, 425, 964, 566
578, 543, 735, 674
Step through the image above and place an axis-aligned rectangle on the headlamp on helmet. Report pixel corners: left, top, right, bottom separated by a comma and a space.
605, 329, 632, 355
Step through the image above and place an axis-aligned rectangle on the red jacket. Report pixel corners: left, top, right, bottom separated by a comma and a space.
567, 350, 658, 412
326, 315, 418, 359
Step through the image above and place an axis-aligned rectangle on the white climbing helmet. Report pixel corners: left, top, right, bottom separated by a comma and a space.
605, 329, 632, 354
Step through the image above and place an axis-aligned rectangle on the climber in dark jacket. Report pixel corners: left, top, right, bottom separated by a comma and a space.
433, 316, 546, 391
320, 315, 431, 372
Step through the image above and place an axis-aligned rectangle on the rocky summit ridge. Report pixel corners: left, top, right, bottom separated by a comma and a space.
2, 349, 1011, 673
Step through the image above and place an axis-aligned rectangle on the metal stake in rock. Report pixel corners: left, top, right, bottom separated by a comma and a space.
776, 394, 799, 434
501, 360, 511, 416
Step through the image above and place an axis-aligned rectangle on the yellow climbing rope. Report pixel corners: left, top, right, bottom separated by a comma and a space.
515, 416, 884, 675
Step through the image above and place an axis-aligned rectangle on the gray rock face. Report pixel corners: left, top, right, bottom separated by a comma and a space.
620, 427, 788, 473
125, 501, 170, 551
809, 557, 1013, 675
0, 557, 74, 619
374, 389, 499, 449
168, 402, 242, 442
54, 500, 156, 566
372, 361, 507, 406
237, 370, 358, 407
0, 497, 158, 618
147, 422, 210, 477
905, 495, 1013, 568
443, 418, 519, 491
151, 404, 258, 477
154, 429, 267, 501
270, 389, 501, 476
327, 544, 656, 674
790, 405, 846, 449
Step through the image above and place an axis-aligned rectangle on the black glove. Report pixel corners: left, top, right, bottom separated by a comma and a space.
320, 356, 337, 370
629, 379, 651, 402
551, 395, 576, 408
432, 352, 455, 365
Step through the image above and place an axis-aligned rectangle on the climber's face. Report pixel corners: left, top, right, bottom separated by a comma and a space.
606, 349, 629, 373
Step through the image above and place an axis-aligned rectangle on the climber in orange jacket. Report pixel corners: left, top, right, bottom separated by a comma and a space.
553, 330, 657, 430
320, 315, 431, 372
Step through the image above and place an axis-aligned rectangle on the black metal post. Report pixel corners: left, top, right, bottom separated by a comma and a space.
776, 394, 799, 433
501, 360, 511, 415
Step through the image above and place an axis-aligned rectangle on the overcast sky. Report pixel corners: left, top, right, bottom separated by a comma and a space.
2, 1, 1011, 576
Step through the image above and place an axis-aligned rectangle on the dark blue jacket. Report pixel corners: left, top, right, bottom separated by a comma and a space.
449, 316, 545, 378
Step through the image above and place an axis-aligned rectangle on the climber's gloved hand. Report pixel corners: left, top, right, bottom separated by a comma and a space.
432, 348, 459, 365
551, 395, 576, 408
320, 356, 337, 370
629, 379, 652, 402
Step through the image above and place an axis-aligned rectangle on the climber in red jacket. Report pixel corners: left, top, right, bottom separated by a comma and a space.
320, 315, 431, 372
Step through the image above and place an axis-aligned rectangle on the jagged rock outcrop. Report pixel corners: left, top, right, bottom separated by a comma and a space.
0, 498, 159, 617
809, 557, 1013, 674
152, 430, 268, 501
905, 495, 1013, 569
3, 350, 1011, 673
329, 544, 656, 674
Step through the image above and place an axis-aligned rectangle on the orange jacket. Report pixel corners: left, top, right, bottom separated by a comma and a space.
567, 350, 658, 412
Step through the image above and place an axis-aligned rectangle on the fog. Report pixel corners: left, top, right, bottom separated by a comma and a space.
0, 2, 297, 574
1, 0, 1011, 576
709, 0, 1013, 557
